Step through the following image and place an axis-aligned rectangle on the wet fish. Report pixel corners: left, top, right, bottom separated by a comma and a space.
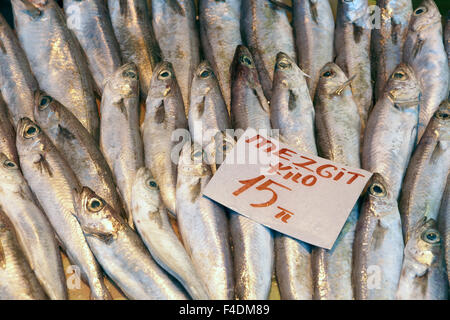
446, 14, 449, 70
176, 142, 234, 299
152, 0, 200, 113
188, 61, 231, 173
108, 0, 162, 97
335, 0, 372, 134
399, 101, 450, 243
0, 210, 47, 300
199, 0, 242, 112
372, 0, 412, 101
403, 0, 449, 140
0, 13, 38, 125
241, 0, 296, 99
0, 94, 18, 164
362, 63, 420, 200
131, 167, 209, 300
33, 92, 126, 225
16, 118, 110, 300
11, 0, 100, 140
63, 0, 122, 93
396, 218, 448, 300
353, 174, 404, 300
292, 0, 335, 98
142, 61, 187, 216
75, 186, 188, 300
100, 63, 142, 226
438, 178, 449, 285
312, 62, 362, 300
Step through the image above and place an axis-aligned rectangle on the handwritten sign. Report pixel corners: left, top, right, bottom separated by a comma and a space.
203, 129, 372, 249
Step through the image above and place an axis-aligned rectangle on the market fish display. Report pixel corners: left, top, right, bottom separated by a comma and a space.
16, 118, 111, 300
11, 0, 100, 140
0, 153, 66, 300
292, 0, 335, 98
152, 0, 200, 113
0, 94, 18, 165
403, 0, 449, 140
399, 101, 450, 243
63, 0, 122, 93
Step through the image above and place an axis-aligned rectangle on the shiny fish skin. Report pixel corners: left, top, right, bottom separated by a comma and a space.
241, 0, 296, 99
0, 210, 47, 300
335, 0, 372, 134
176, 142, 234, 300
199, 0, 242, 112
100, 63, 142, 227
312, 62, 362, 300
372, 0, 412, 101
108, 0, 162, 97
188, 61, 231, 173
33, 92, 126, 225
0, 94, 18, 165
0, 153, 66, 300
131, 167, 209, 300
438, 178, 449, 285
403, 0, 449, 140
152, 0, 200, 113
63, 0, 122, 93
446, 14, 449, 69
292, 0, 335, 99
399, 101, 450, 243
16, 118, 110, 300
270, 52, 316, 300
362, 63, 420, 200
142, 61, 187, 216
75, 186, 188, 300
0, 13, 37, 126
353, 174, 404, 300
396, 219, 448, 300
11, 0, 100, 140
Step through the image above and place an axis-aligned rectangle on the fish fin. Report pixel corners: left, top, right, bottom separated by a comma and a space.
0, 38, 5, 54
167, 0, 185, 16
430, 140, 448, 163
153, 100, 165, 124
34, 154, 53, 177
251, 86, 270, 114
196, 96, 206, 118
309, 1, 318, 24
412, 39, 424, 59
189, 179, 202, 202
269, 0, 292, 12
114, 100, 129, 121
0, 240, 5, 269
353, 24, 363, 43
82, 226, 115, 244
58, 124, 76, 140
391, 18, 400, 45
119, 0, 128, 17
288, 89, 298, 111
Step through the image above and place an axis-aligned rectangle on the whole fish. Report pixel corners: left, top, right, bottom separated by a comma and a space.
399, 101, 450, 243
100, 63, 143, 226
335, 0, 372, 133
0, 210, 47, 300
353, 173, 404, 300
108, 0, 162, 97
270, 52, 316, 300
199, 0, 242, 112
241, 0, 296, 99
75, 186, 188, 300
230, 45, 274, 300
33, 92, 126, 224
176, 142, 234, 299
142, 61, 187, 216
11, 0, 100, 140
396, 218, 448, 300
372, 0, 412, 101
131, 167, 209, 300
292, 0, 335, 98
63, 0, 122, 93
0, 153, 66, 300
16, 118, 110, 300
0, 13, 37, 125
152, 0, 200, 113
403, 0, 449, 140
362, 63, 420, 199
312, 62, 362, 300
438, 179, 449, 285
0, 94, 18, 164
188, 61, 231, 173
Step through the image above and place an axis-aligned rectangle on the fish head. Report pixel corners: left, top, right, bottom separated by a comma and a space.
16, 117, 46, 161
133, 167, 162, 212
385, 64, 421, 107
212, 131, 236, 170
10, 0, 46, 19
364, 173, 397, 214
230, 45, 259, 86
274, 52, 306, 89
191, 61, 217, 98
433, 100, 450, 126
177, 141, 211, 184
409, 0, 441, 32
149, 61, 178, 99
316, 62, 353, 97
0, 153, 22, 187
340, 0, 368, 23
33, 91, 62, 131
105, 63, 139, 103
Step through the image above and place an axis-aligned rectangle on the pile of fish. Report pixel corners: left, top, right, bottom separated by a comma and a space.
0, 0, 448, 300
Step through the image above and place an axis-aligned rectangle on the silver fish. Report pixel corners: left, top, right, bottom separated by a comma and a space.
438, 178, 449, 285
11, 0, 100, 140
63, 0, 122, 93
403, 0, 449, 140
100, 63, 142, 227
241, 0, 296, 99
292, 0, 335, 98
362, 63, 420, 200
0, 93, 18, 164
16, 118, 111, 300
75, 186, 188, 300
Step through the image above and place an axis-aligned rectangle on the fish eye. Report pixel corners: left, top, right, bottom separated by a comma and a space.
158, 70, 172, 80
369, 183, 386, 197
3, 160, 17, 169
436, 110, 449, 120
146, 178, 159, 190
392, 71, 407, 80
23, 124, 39, 139
39, 95, 53, 110
414, 7, 427, 15
422, 229, 440, 244
191, 149, 204, 161
88, 197, 104, 212
200, 69, 211, 78
277, 60, 291, 70
322, 70, 335, 78
123, 70, 137, 79
240, 55, 252, 66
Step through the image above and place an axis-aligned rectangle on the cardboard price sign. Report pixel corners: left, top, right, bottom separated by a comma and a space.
203, 129, 372, 249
